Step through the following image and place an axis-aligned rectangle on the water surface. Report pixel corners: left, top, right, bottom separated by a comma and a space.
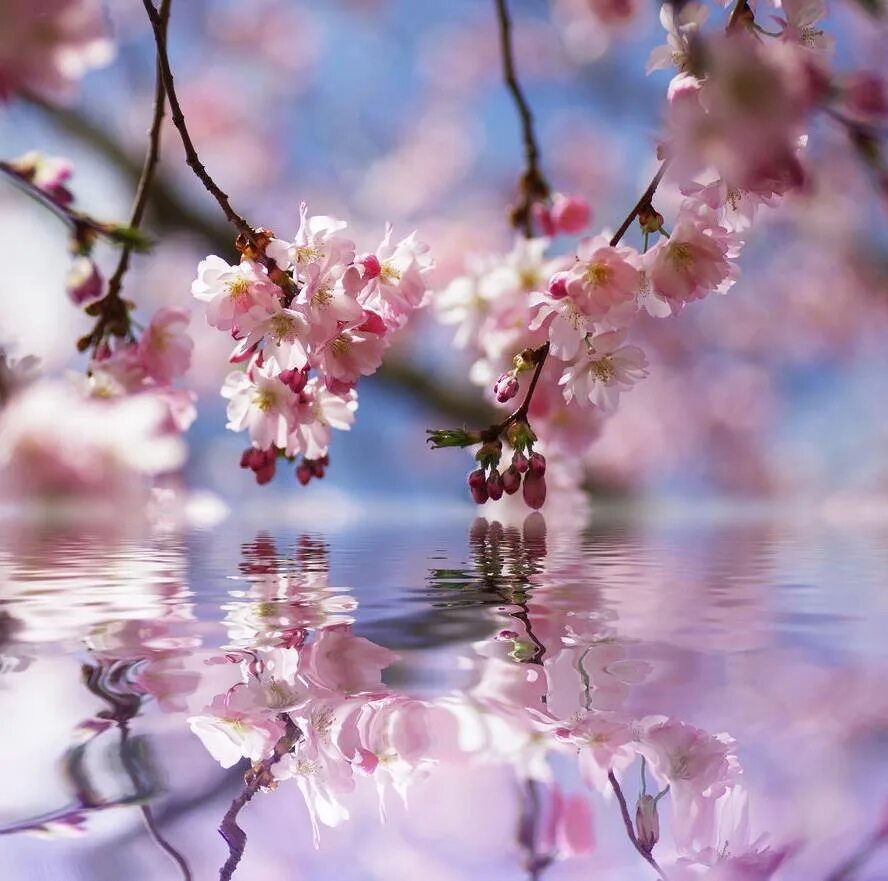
1, 506, 886, 880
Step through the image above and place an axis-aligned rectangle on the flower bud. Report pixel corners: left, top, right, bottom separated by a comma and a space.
547, 271, 570, 300
532, 203, 556, 237
512, 451, 529, 473
638, 206, 664, 234
358, 310, 387, 335
470, 482, 489, 505
295, 461, 313, 485
356, 253, 381, 280
502, 465, 521, 495
528, 451, 546, 476
550, 193, 591, 234
487, 470, 504, 501
66, 256, 103, 307
493, 372, 519, 404
635, 795, 660, 855
279, 366, 309, 394
254, 460, 276, 485
468, 469, 489, 504
468, 468, 487, 490
522, 470, 546, 509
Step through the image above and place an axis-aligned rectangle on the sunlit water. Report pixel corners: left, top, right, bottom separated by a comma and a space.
1, 506, 886, 880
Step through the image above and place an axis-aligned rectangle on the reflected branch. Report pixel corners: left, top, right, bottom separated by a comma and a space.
119, 722, 194, 881
607, 770, 670, 881
218, 716, 302, 881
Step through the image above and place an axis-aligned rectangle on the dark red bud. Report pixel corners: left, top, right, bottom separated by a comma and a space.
502, 465, 521, 495
522, 471, 546, 509
528, 452, 546, 477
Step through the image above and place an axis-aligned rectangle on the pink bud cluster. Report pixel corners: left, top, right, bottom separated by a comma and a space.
468, 438, 547, 509
192, 203, 433, 485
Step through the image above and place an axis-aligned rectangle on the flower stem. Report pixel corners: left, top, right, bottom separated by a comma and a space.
608, 770, 671, 881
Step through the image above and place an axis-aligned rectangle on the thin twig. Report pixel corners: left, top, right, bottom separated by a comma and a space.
218, 716, 302, 881
118, 719, 193, 881
609, 161, 669, 247
481, 342, 551, 442
105, 0, 170, 304
0, 160, 132, 243
608, 770, 671, 881
493, 0, 550, 236
141, 0, 257, 248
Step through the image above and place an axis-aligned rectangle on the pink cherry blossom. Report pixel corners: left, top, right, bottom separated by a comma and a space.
188, 692, 286, 769
646, 204, 740, 310
356, 226, 434, 330
568, 235, 642, 321
222, 359, 297, 451
551, 711, 636, 791
646, 2, 709, 74
136, 307, 193, 384
558, 329, 649, 411
313, 326, 388, 388
232, 302, 311, 371
285, 378, 358, 460
0, 380, 185, 501
191, 256, 280, 333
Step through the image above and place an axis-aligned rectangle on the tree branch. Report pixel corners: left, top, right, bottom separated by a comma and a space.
493, 0, 550, 237
105, 0, 171, 305
141, 0, 257, 248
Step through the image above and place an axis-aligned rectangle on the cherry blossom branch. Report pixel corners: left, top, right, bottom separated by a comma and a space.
141, 0, 258, 250
493, 0, 551, 236
0, 160, 149, 251
607, 771, 671, 881
517, 778, 554, 879
218, 716, 302, 881
79, 0, 171, 353
23, 98, 494, 425
609, 161, 669, 247
119, 721, 194, 881
481, 342, 550, 442
105, 0, 170, 304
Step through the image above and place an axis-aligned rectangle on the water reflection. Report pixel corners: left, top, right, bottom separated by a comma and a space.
0, 512, 885, 879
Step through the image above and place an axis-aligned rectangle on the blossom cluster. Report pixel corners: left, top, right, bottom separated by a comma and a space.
192, 205, 432, 485
434, 0, 888, 509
